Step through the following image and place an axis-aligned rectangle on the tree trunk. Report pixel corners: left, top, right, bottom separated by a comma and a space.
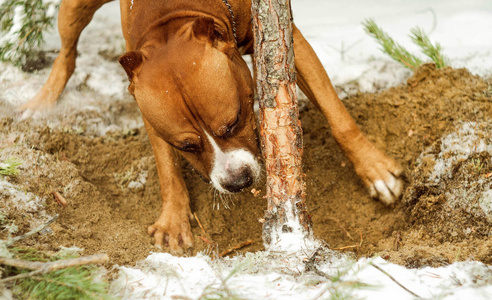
251, 0, 312, 247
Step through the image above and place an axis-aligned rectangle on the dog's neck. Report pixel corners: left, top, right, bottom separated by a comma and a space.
128, 1, 239, 51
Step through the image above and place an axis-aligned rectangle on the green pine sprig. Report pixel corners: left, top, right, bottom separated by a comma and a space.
410, 27, 448, 69
363, 19, 449, 70
0, 0, 60, 67
4, 247, 111, 300
363, 19, 422, 70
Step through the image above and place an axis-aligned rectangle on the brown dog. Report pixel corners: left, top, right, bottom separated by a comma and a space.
21, 0, 404, 254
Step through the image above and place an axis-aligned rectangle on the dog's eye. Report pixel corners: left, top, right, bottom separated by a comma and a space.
176, 141, 201, 153
214, 28, 226, 41
223, 115, 240, 137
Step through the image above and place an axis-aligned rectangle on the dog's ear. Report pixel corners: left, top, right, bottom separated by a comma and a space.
192, 17, 235, 58
192, 17, 216, 41
119, 51, 144, 95
118, 50, 143, 81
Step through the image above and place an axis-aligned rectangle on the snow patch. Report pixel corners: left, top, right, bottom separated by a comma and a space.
418, 121, 492, 221
428, 122, 492, 181
478, 190, 492, 219
0, 180, 45, 213
265, 200, 320, 253
0, 179, 51, 230
128, 170, 148, 190
0, 6, 24, 48
42, 0, 60, 18
111, 251, 492, 300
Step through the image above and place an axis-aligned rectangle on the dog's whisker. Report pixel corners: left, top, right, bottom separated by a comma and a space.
222, 193, 232, 210
212, 188, 219, 210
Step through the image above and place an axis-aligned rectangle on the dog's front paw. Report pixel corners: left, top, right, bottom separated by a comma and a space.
148, 203, 194, 255
349, 142, 405, 205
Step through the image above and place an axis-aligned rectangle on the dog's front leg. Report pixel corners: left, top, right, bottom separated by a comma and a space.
292, 25, 404, 205
143, 118, 194, 255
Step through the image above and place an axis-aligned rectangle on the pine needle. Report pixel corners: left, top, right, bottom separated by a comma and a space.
363, 19, 422, 70
0, 0, 60, 66
18, 267, 110, 300
0, 157, 22, 177
2, 247, 111, 300
410, 27, 448, 68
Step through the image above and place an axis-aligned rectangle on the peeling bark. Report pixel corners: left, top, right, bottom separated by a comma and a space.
252, 0, 312, 246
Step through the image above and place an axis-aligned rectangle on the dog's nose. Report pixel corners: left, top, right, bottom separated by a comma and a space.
220, 167, 254, 193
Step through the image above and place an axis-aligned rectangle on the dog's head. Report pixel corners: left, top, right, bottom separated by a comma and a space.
119, 17, 260, 193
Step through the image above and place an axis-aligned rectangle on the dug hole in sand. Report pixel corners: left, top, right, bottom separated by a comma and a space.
2, 62, 492, 298
106, 65, 492, 300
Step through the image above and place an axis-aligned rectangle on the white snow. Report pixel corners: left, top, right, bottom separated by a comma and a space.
0, 5, 25, 49
418, 122, 492, 221
110, 252, 492, 300
429, 122, 492, 181
265, 201, 320, 253
1, 1, 492, 299
292, 0, 492, 95
0, 180, 45, 213
127, 170, 148, 190
42, 0, 61, 19
0, 179, 52, 231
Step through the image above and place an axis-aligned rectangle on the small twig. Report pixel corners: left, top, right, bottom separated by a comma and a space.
0, 254, 109, 272
370, 263, 424, 299
219, 240, 253, 257
17, 27, 36, 47
393, 232, 402, 251
330, 245, 358, 251
439, 196, 456, 212
327, 217, 353, 240
0, 254, 109, 285
193, 212, 207, 235
52, 191, 67, 207
198, 236, 215, 245
304, 247, 332, 279
313, 280, 370, 300
6, 214, 59, 247
0, 269, 44, 283
35, 152, 40, 186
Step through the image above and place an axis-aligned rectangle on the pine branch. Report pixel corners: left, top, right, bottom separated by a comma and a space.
30, 275, 108, 300
16, 267, 111, 300
0, 214, 111, 299
370, 263, 424, 299
410, 27, 448, 69
0, 254, 109, 273
363, 19, 422, 70
0, 0, 60, 66
6, 214, 58, 247
1, 249, 111, 299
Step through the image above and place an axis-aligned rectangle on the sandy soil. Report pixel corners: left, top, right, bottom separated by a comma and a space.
1, 64, 491, 268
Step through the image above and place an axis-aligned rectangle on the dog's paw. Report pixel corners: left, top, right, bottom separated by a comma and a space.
148, 203, 194, 255
17, 89, 57, 119
18, 108, 43, 120
352, 147, 405, 205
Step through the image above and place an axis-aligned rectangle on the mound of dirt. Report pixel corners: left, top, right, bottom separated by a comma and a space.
1, 64, 491, 268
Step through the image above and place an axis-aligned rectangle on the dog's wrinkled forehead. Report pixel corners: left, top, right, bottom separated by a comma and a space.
135, 43, 242, 134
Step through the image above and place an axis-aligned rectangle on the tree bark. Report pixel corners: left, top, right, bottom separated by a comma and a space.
251, 0, 312, 247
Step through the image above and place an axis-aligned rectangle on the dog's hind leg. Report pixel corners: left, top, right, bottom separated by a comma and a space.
20, 0, 113, 116
292, 24, 404, 205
